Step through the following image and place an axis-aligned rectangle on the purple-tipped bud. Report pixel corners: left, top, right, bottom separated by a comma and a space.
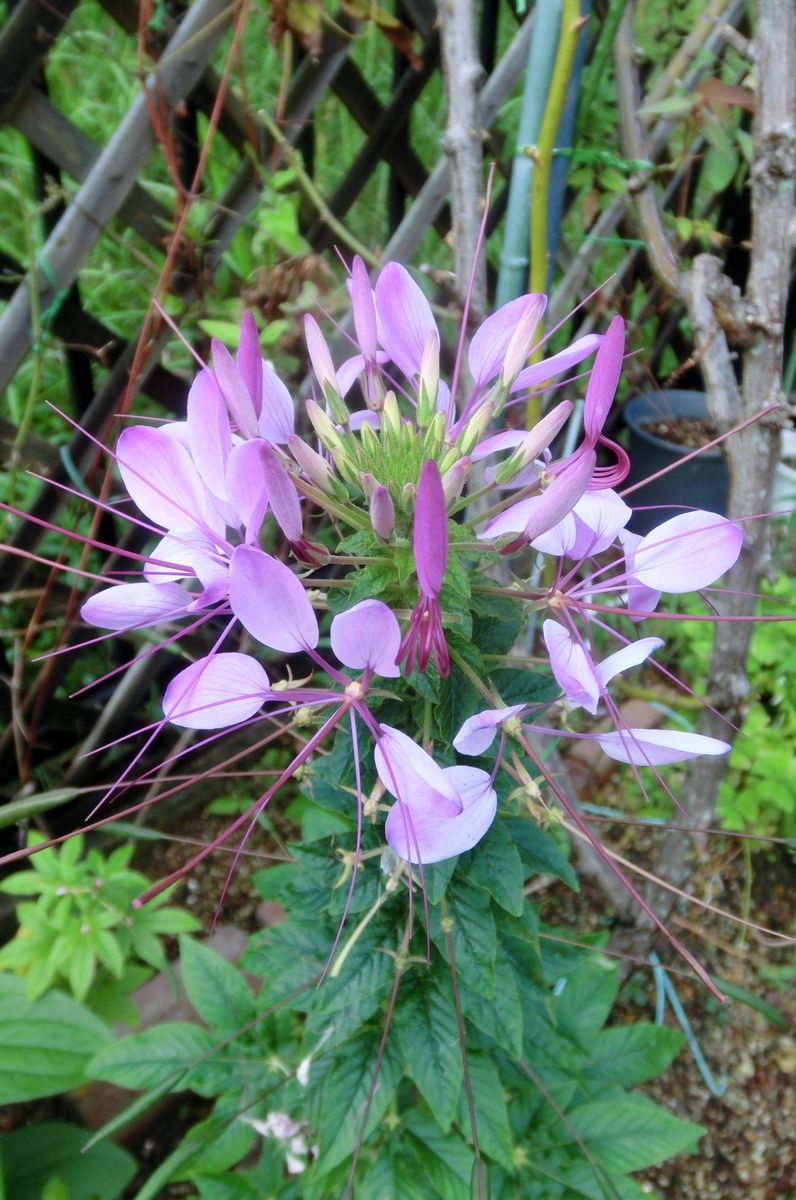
414, 460, 448, 600
288, 434, 335, 495
416, 330, 440, 427
499, 295, 546, 385
369, 485, 395, 540
304, 314, 338, 394
493, 399, 573, 485
442, 456, 470, 504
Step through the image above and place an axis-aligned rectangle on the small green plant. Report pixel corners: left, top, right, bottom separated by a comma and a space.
0, 835, 201, 1022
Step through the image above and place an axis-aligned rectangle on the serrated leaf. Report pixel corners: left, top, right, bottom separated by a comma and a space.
429, 882, 497, 999
404, 1110, 471, 1199
244, 916, 329, 1008
465, 822, 526, 916
395, 978, 463, 1131
89, 1022, 216, 1090
460, 955, 524, 1058
567, 1095, 704, 1173
456, 1053, 514, 1171
553, 958, 619, 1050
502, 818, 578, 890
313, 1031, 401, 1174
0, 976, 111, 1103
0, 1121, 136, 1200
581, 1023, 684, 1089
179, 937, 255, 1033
314, 920, 396, 1030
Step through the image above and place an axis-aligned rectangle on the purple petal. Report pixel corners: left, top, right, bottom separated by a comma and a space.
336, 350, 390, 397
350, 255, 378, 358
187, 369, 232, 501
543, 619, 600, 714
212, 338, 258, 437
259, 443, 303, 543
117, 426, 210, 532
583, 317, 624, 443
258, 363, 295, 444
595, 636, 664, 688
374, 725, 460, 813
630, 511, 744, 593
330, 599, 401, 677
471, 429, 528, 462
225, 441, 269, 542
468, 294, 545, 387
414, 460, 448, 598
596, 728, 731, 766
511, 334, 602, 392
534, 489, 631, 558
163, 652, 269, 729
304, 314, 339, 393
481, 451, 595, 540
619, 529, 662, 617
453, 705, 525, 756
385, 765, 497, 864
143, 531, 227, 589
81, 582, 190, 630
236, 312, 263, 417
374, 263, 437, 381
369, 485, 395, 540
229, 546, 318, 652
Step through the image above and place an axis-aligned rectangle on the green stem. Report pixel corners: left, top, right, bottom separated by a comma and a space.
528, 0, 583, 426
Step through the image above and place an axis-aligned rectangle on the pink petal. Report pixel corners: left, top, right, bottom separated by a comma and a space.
631, 511, 744, 593
117, 426, 210, 532
225, 441, 269, 542
258, 363, 295, 443
619, 529, 662, 617
511, 334, 602, 392
471, 429, 528, 462
163, 652, 269, 729
259, 443, 303, 543
330, 599, 401, 677
81, 582, 190, 630
143, 531, 227, 589
304, 314, 339, 393
595, 636, 664, 687
596, 728, 731, 766
414, 460, 448, 598
350, 255, 378, 358
374, 263, 437, 381
453, 705, 526, 756
229, 546, 318, 652
212, 338, 258, 437
374, 725, 461, 814
543, 619, 600, 714
583, 316, 624, 442
535, 489, 631, 558
468, 294, 546, 387
236, 312, 263, 417
481, 451, 595, 540
186, 370, 232, 501
385, 765, 497, 864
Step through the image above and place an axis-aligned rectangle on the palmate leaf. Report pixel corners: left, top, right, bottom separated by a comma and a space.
552, 957, 619, 1051
579, 1023, 685, 1089
404, 1110, 472, 1199
88, 1022, 216, 1091
464, 821, 526, 917
428, 881, 497, 1000
179, 936, 255, 1034
0, 976, 112, 1103
0, 1120, 136, 1200
566, 1094, 704, 1173
460, 956, 524, 1059
312, 1029, 402, 1175
502, 817, 579, 890
456, 1052, 514, 1172
395, 977, 463, 1132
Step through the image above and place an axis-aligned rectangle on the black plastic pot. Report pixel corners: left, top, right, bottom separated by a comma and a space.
622, 390, 729, 534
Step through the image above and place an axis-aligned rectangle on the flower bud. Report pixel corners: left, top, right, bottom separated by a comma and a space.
289, 435, 336, 495
493, 399, 572, 485
359, 419, 381, 462
459, 399, 496, 456
442, 456, 470, 504
498, 295, 544, 386
369, 485, 395, 540
381, 391, 402, 441
416, 330, 440, 427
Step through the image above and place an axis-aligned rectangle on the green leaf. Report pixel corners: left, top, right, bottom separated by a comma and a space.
0, 1121, 136, 1200
179, 937, 255, 1033
314, 920, 396, 1031
429, 882, 497, 999
719, 978, 789, 1030
465, 823, 526, 917
404, 1110, 471, 1199
0, 976, 111, 1103
88, 1022, 216, 1090
395, 978, 463, 1131
502, 818, 578, 890
553, 958, 619, 1051
174, 1116, 255, 1177
702, 144, 738, 193
244, 916, 328, 1008
456, 1053, 514, 1171
313, 1031, 401, 1174
67, 933, 95, 1001
581, 1023, 684, 1089
422, 857, 458, 905
460, 956, 524, 1059
567, 1094, 704, 1173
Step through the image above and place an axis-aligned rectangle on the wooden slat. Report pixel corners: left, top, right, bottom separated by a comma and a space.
0, 0, 80, 122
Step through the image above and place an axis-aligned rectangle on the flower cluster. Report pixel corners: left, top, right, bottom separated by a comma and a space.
78, 258, 743, 919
